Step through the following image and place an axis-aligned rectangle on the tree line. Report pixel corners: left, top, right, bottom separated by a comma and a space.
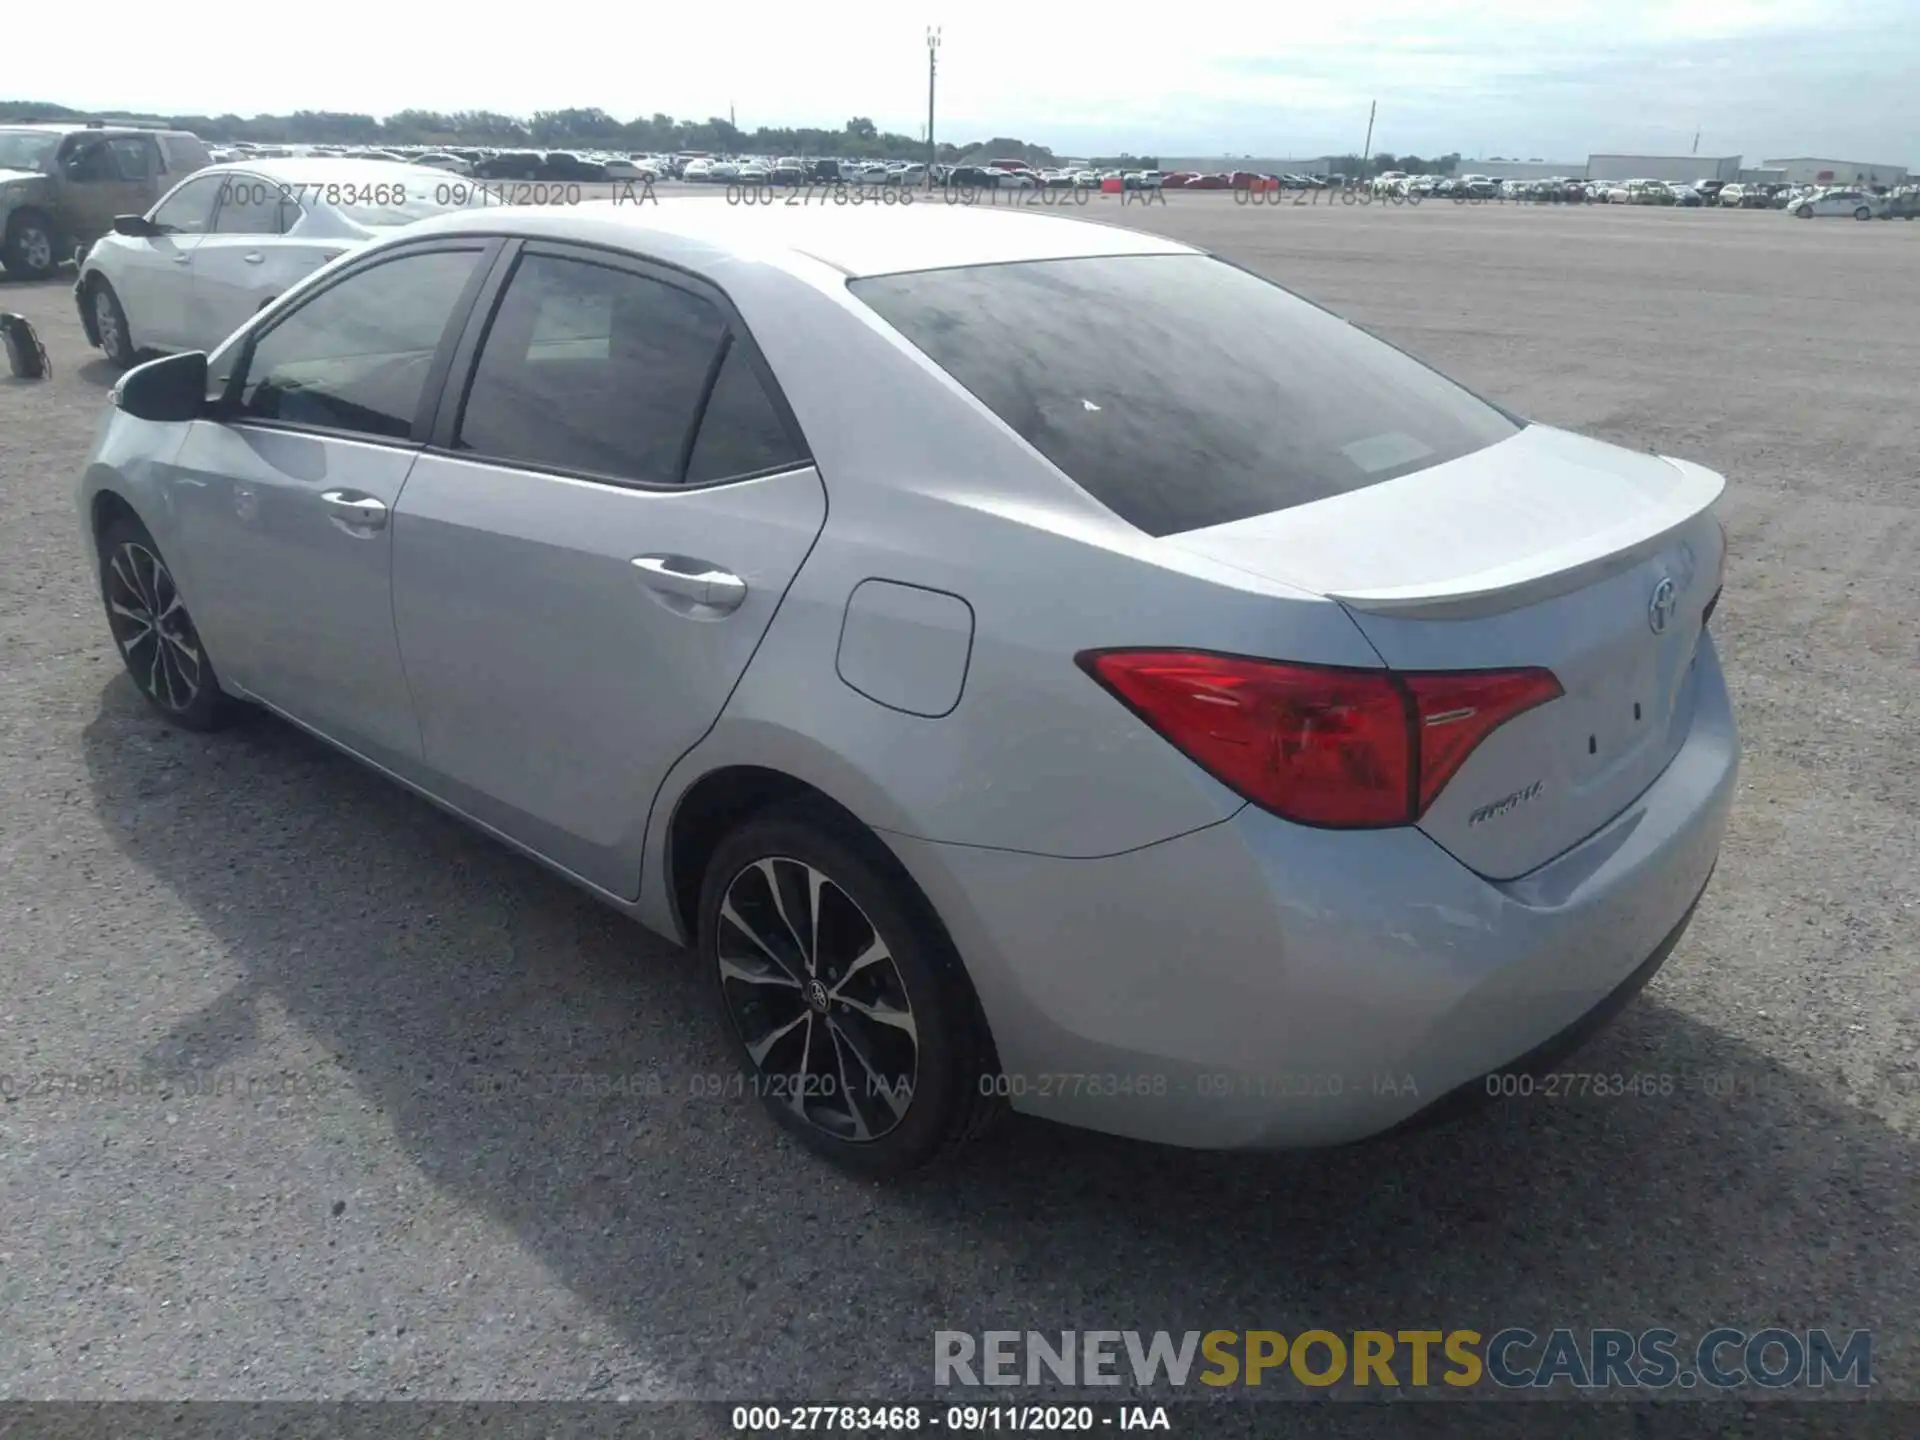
2, 101, 1076, 164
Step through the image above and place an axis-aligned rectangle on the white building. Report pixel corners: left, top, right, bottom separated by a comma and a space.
1461, 160, 1584, 181
1586, 154, 1742, 183
1157, 157, 1337, 176
1761, 157, 1908, 187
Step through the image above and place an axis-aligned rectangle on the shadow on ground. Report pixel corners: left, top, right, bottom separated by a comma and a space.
81, 677, 1912, 1398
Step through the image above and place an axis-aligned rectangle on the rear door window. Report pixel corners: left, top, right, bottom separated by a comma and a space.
454, 253, 728, 485
213, 178, 286, 234
685, 338, 807, 483
850, 254, 1521, 536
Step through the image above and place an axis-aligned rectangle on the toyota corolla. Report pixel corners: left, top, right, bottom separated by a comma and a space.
77, 201, 1737, 1174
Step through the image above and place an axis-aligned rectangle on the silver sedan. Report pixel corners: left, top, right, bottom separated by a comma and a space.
79, 201, 1738, 1174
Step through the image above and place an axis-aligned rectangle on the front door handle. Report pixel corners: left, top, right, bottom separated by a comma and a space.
171, 253, 191, 264
631, 554, 747, 613
243, 251, 265, 264
320, 490, 389, 533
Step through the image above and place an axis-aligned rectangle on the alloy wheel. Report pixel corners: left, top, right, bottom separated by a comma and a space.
21, 225, 53, 272
716, 856, 920, 1142
105, 541, 203, 713
95, 288, 124, 359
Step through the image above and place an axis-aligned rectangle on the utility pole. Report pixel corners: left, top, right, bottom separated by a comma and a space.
1360, 99, 1376, 181
927, 26, 941, 187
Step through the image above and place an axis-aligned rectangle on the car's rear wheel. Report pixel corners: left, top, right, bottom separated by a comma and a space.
91, 279, 136, 366
97, 513, 238, 731
699, 803, 1001, 1176
1796, 203, 1813, 218
3, 212, 58, 279
1853, 206, 1873, 220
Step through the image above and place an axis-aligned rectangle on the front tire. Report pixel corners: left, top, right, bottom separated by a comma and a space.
699, 804, 1000, 1176
1796, 203, 1813, 218
1853, 206, 1873, 220
97, 513, 238, 731
90, 278, 136, 366
3, 212, 58, 279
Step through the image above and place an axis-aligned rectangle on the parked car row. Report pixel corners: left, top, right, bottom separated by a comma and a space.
1365, 170, 1918, 218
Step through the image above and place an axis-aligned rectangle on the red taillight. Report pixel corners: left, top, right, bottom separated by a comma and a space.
1078, 650, 1562, 829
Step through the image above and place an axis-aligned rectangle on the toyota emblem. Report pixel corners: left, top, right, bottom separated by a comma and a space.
1648, 577, 1678, 634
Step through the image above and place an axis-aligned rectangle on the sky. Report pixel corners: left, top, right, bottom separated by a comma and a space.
12, 0, 1918, 163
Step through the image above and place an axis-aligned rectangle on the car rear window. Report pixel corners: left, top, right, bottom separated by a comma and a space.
849, 254, 1521, 536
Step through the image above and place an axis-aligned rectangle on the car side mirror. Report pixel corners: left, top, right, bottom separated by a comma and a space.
112, 351, 209, 423
113, 214, 163, 238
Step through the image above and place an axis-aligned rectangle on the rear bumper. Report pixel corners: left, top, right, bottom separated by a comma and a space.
886, 635, 1739, 1149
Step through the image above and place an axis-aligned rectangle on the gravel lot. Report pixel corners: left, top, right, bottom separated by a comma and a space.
1, 195, 1915, 1404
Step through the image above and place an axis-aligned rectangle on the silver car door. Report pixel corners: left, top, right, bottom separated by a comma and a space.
158, 240, 498, 771
391, 244, 825, 898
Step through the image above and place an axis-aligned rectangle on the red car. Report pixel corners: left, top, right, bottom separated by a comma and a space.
1160, 171, 1197, 189
1186, 173, 1230, 190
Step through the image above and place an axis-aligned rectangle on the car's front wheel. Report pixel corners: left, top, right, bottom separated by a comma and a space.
3, 211, 58, 279
699, 803, 1001, 1176
1853, 206, 1873, 220
97, 513, 238, 731
90, 278, 136, 366
1796, 203, 1813, 218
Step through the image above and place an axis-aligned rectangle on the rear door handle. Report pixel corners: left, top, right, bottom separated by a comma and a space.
171, 253, 191, 264
243, 251, 264, 264
320, 490, 389, 533
631, 555, 747, 613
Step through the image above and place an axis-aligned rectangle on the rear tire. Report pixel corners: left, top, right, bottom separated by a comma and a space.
97, 512, 241, 731
1796, 203, 1813, 218
698, 802, 1002, 1176
1853, 206, 1873, 220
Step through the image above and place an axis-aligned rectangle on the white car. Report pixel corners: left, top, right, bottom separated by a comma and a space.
1791, 188, 1881, 220
76, 159, 495, 366
602, 159, 657, 182
412, 153, 475, 176
682, 159, 716, 182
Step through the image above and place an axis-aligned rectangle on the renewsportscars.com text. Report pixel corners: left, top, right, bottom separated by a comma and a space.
934, 1328, 1871, 1390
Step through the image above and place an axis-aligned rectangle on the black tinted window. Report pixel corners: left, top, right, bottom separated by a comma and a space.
457, 254, 725, 484
238, 248, 482, 439
850, 255, 1521, 536
108, 137, 158, 181
151, 176, 223, 235
685, 339, 806, 483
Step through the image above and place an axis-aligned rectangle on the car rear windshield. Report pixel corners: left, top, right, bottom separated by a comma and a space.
849, 254, 1521, 536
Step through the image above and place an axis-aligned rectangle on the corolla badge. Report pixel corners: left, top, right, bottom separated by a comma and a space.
1648, 576, 1679, 634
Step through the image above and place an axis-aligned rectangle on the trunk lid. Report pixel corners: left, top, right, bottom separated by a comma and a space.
1162, 424, 1727, 879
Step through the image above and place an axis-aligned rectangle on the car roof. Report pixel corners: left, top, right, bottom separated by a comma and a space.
401, 196, 1200, 279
